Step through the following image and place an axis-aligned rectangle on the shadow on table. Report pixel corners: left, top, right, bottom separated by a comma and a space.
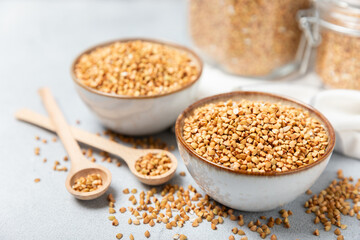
74, 185, 118, 209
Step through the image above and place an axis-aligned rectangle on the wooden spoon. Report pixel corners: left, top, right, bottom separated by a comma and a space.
15, 109, 178, 186
38, 88, 112, 200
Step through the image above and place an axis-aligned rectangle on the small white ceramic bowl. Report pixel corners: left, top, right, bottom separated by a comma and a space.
71, 39, 203, 136
175, 91, 335, 212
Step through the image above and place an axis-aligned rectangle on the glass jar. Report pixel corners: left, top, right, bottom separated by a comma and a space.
300, 0, 360, 89
188, 0, 311, 78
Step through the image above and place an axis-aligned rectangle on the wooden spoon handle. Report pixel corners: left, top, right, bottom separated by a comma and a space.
38, 88, 85, 169
15, 108, 135, 163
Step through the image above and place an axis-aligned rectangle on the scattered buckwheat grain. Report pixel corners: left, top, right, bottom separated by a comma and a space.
112, 219, 119, 226
305, 170, 360, 238
34, 147, 40, 155
179, 234, 187, 240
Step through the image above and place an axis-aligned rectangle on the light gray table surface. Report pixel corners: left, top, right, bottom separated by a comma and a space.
1, 0, 359, 239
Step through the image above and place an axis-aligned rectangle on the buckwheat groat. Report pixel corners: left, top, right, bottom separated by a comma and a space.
183, 100, 328, 173
72, 173, 103, 192
135, 152, 172, 176
316, 29, 360, 90
189, 0, 310, 76
74, 40, 199, 96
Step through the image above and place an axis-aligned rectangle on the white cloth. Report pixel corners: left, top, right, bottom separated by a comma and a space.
199, 64, 360, 159
313, 90, 360, 159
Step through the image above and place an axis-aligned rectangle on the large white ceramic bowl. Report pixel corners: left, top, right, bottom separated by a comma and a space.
71, 39, 203, 136
175, 91, 335, 212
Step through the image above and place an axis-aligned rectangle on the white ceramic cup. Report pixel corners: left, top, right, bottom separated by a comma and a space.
175, 91, 335, 211
71, 39, 203, 136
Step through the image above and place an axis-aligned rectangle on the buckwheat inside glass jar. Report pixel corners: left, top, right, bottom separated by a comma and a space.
188, 0, 311, 78
313, 0, 360, 90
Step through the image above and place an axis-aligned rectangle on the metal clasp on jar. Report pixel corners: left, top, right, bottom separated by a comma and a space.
298, 8, 321, 46
297, 8, 321, 74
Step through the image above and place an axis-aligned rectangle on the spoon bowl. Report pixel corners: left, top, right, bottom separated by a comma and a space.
127, 149, 178, 185
66, 165, 112, 200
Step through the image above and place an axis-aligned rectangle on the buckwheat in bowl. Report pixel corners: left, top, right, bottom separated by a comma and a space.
71, 39, 202, 135
175, 91, 335, 211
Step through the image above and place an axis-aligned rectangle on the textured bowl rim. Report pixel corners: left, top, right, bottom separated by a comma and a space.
70, 38, 203, 99
175, 91, 336, 177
